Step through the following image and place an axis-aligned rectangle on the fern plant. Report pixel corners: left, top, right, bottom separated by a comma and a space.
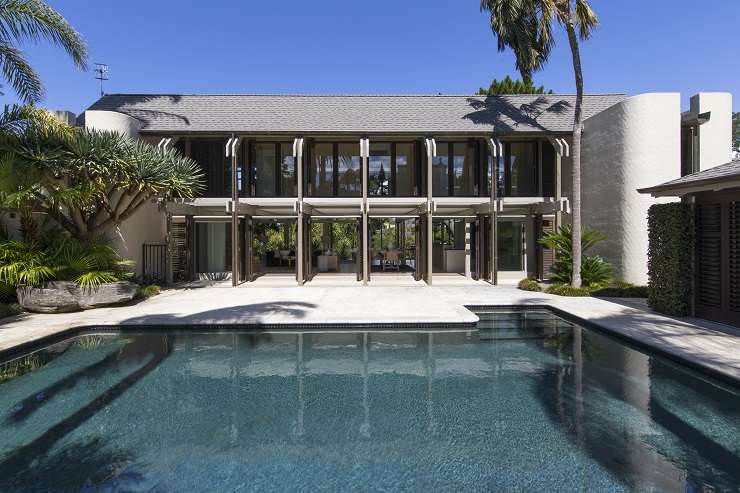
540, 225, 612, 287
0, 231, 132, 289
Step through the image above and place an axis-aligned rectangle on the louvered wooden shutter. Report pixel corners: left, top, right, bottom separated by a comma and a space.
696, 203, 722, 308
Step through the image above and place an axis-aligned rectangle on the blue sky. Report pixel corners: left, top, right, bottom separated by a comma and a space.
4, 0, 739, 113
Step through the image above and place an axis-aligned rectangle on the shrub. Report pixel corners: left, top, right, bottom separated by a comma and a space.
545, 284, 591, 297
518, 278, 542, 292
647, 203, 693, 315
590, 281, 649, 298
540, 225, 612, 287
137, 284, 161, 299
518, 278, 541, 291
0, 231, 133, 289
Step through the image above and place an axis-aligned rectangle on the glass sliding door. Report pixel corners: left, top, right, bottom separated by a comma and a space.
452, 142, 476, 196
195, 222, 232, 278
507, 142, 538, 197
310, 143, 334, 196
395, 143, 416, 196
337, 143, 361, 196
254, 143, 277, 197
497, 221, 525, 272
369, 143, 391, 196
279, 143, 296, 197
432, 143, 449, 196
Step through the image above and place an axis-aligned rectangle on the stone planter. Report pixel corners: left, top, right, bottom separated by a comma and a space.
17, 281, 138, 314
78, 281, 139, 309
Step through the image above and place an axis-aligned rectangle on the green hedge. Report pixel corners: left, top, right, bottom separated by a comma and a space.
647, 203, 694, 315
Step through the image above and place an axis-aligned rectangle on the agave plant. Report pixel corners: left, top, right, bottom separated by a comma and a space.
540, 224, 612, 287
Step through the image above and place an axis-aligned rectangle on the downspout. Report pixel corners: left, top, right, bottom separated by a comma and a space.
226, 135, 240, 286
361, 137, 370, 285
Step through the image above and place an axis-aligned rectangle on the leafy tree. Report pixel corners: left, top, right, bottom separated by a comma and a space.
540, 224, 611, 287
0, 0, 87, 103
733, 112, 739, 156
477, 75, 552, 95
0, 105, 204, 242
480, 0, 599, 288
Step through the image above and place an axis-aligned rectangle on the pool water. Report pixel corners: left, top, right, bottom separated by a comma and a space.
0, 310, 739, 492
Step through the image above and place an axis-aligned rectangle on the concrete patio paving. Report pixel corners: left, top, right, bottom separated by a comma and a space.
2, 279, 740, 383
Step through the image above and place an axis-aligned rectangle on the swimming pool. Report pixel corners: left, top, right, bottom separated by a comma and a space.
0, 310, 738, 492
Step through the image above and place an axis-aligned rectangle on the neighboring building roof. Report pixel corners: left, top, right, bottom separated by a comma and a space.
638, 159, 740, 196
85, 93, 626, 134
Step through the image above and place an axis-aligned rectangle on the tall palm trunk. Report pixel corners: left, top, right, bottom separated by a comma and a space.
564, 13, 583, 288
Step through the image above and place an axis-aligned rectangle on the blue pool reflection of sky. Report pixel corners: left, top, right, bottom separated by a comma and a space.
0, 311, 739, 492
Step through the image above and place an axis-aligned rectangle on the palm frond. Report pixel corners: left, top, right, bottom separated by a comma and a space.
0, 43, 41, 103
0, 0, 87, 68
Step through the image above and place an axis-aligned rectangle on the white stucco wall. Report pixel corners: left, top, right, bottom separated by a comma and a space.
690, 92, 733, 170
581, 93, 681, 285
112, 201, 167, 276
84, 110, 142, 138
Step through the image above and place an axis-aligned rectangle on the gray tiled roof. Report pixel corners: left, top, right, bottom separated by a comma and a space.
85, 93, 626, 134
638, 159, 740, 195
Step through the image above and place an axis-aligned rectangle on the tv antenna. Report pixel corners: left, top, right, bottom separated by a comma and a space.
94, 62, 109, 97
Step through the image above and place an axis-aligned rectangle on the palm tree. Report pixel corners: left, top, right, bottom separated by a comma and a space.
0, 0, 87, 103
480, 0, 598, 287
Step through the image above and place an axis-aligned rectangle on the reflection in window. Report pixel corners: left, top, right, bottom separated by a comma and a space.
497, 221, 524, 271
311, 143, 334, 196
195, 222, 232, 273
279, 143, 296, 197
432, 143, 449, 196
337, 143, 361, 196
452, 143, 476, 196
254, 143, 277, 197
395, 143, 415, 196
508, 142, 538, 197
369, 143, 391, 196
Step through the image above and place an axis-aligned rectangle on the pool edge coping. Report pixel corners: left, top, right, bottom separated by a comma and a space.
1, 304, 739, 387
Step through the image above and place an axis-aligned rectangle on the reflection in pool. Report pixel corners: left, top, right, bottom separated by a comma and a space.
0, 310, 738, 492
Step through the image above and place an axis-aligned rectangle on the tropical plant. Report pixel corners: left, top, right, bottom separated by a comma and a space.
0, 0, 87, 103
0, 231, 133, 288
477, 75, 552, 95
540, 224, 611, 286
480, 0, 599, 288
0, 106, 204, 241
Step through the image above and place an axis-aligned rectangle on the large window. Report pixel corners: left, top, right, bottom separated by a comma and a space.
251, 142, 296, 197
369, 144, 391, 196
308, 143, 361, 197
507, 142, 538, 197
432, 143, 449, 196
395, 143, 416, 196
337, 143, 361, 196
190, 139, 232, 197
310, 143, 334, 196
432, 142, 477, 196
368, 142, 419, 197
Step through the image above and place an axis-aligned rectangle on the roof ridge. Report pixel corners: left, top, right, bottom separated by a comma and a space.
99, 92, 627, 98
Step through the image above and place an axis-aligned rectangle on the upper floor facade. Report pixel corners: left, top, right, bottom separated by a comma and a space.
81, 93, 628, 204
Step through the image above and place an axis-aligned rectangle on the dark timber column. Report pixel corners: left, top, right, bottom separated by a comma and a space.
185, 214, 195, 281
